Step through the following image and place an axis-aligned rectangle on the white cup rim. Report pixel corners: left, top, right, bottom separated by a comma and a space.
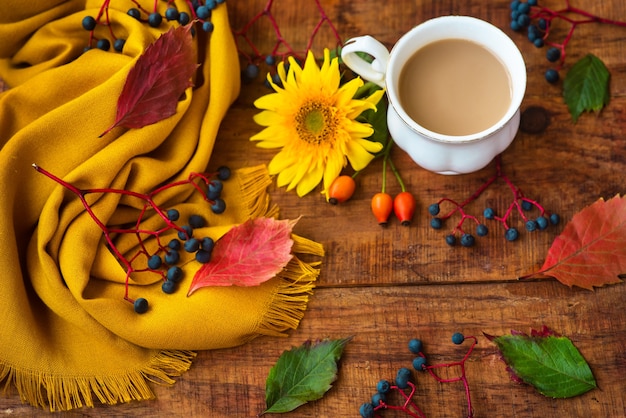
386, 15, 527, 143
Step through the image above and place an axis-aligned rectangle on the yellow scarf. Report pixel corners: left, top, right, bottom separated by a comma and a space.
0, 0, 322, 411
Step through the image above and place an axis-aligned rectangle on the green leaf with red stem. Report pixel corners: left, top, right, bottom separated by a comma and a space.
262, 337, 352, 415
486, 327, 596, 398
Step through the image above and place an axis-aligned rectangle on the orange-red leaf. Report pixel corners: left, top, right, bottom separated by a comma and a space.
530, 194, 626, 289
100, 24, 197, 137
187, 218, 295, 295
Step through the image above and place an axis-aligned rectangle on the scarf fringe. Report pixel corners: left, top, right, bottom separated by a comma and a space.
257, 254, 322, 337
0, 350, 195, 412
237, 165, 279, 219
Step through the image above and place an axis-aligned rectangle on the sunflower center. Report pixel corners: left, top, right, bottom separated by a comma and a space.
295, 101, 338, 145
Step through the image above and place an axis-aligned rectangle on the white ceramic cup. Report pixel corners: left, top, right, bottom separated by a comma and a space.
341, 15, 526, 175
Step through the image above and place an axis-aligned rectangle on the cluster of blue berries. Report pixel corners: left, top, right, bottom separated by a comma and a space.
509, 0, 563, 83
81, 0, 226, 53
428, 200, 560, 246
133, 165, 230, 314
359, 334, 470, 418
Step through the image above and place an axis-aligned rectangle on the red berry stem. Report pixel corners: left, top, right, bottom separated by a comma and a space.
32, 164, 222, 305
419, 336, 477, 418
528, 0, 626, 71
234, 0, 342, 64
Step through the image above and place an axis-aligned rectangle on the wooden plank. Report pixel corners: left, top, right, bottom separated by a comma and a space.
6, 281, 622, 417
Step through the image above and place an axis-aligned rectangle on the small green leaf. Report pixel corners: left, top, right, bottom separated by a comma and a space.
491, 331, 597, 398
263, 337, 352, 414
563, 53, 610, 122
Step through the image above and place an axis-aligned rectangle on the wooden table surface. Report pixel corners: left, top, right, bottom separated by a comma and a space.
3, 0, 626, 417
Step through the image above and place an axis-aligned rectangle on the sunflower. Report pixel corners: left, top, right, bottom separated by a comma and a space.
251, 49, 384, 198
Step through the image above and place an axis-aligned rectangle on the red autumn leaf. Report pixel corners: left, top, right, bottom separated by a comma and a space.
187, 218, 296, 295
525, 194, 626, 289
100, 24, 198, 137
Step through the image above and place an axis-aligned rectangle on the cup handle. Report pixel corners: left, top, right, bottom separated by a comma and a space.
341, 36, 390, 89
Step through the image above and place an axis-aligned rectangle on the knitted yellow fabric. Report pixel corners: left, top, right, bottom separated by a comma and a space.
0, 0, 322, 411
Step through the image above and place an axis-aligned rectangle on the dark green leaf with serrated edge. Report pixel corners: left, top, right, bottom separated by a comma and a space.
492, 334, 596, 398
563, 53, 610, 122
263, 337, 352, 414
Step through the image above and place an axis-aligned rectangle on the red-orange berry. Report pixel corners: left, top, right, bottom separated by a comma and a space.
393, 191, 416, 226
371, 192, 393, 225
327, 175, 356, 204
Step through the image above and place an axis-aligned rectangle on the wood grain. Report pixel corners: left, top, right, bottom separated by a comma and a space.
3, 0, 626, 417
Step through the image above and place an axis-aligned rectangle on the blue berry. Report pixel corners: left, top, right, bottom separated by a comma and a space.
188, 214, 206, 229
483, 207, 495, 220
505, 227, 519, 241
510, 0, 521, 10
166, 266, 183, 282
511, 10, 520, 20
371, 392, 386, 407
445, 234, 456, 246
538, 18, 548, 30
148, 254, 162, 269
148, 12, 162, 27
127, 8, 141, 20
517, 2, 531, 14
412, 356, 427, 371
202, 21, 214, 32
82, 16, 96, 31
96, 38, 110, 51
546, 47, 561, 62
550, 213, 560, 225
545, 68, 559, 84
536, 216, 549, 230
265, 55, 276, 66
208, 180, 224, 195
395, 368, 411, 389
430, 217, 443, 229
527, 25, 539, 42
167, 208, 180, 221
517, 14, 531, 27
206, 0, 217, 9
428, 203, 440, 216
528, 0, 538, 5
184, 238, 201, 253
162, 280, 176, 294
211, 198, 226, 214
243, 64, 260, 81
168, 239, 181, 250
376, 379, 391, 394
178, 12, 191, 25
165, 7, 179, 21
201, 237, 214, 252
359, 403, 374, 418
452, 332, 465, 345
164, 250, 180, 265
178, 225, 193, 240
217, 165, 231, 181
510, 20, 522, 31
460, 233, 475, 247
113, 38, 125, 52
533, 38, 544, 48
195, 249, 212, 263
525, 220, 538, 232
408, 338, 423, 354
521, 200, 533, 211
476, 224, 488, 237
134, 298, 149, 314
196, 5, 211, 19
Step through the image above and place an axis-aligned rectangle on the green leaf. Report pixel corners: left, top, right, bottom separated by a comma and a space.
263, 337, 352, 414
491, 331, 597, 398
563, 53, 610, 122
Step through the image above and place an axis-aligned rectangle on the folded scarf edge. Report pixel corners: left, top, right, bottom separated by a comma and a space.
0, 349, 196, 412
